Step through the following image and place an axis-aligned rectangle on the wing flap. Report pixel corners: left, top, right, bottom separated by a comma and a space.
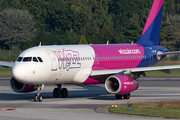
91, 69, 125, 76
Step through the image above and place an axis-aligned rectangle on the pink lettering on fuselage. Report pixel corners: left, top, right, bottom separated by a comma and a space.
54, 49, 81, 71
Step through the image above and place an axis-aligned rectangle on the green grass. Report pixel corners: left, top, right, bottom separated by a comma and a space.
0, 66, 12, 76
109, 101, 180, 118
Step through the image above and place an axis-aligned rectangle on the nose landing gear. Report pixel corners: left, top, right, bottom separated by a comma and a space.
34, 84, 44, 102
53, 84, 68, 98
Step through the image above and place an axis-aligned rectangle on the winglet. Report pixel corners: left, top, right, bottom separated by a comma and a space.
136, 0, 164, 46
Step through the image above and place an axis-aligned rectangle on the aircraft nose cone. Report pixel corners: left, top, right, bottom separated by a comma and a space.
12, 64, 27, 83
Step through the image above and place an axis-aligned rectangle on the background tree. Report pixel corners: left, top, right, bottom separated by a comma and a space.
92, 26, 113, 44
161, 15, 180, 51
0, 9, 36, 50
79, 35, 88, 44
0, 0, 178, 50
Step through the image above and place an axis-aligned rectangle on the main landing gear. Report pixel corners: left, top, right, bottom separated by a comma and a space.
34, 84, 44, 102
115, 93, 130, 100
53, 84, 68, 98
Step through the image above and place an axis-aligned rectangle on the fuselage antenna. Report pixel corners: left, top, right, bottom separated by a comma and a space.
107, 40, 109, 45
39, 42, 41, 47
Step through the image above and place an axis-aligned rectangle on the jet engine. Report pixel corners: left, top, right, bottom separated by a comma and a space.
10, 77, 36, 93
105, 75, 139, 95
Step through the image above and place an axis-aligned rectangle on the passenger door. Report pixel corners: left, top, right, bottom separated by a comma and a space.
47, 51, 57, 71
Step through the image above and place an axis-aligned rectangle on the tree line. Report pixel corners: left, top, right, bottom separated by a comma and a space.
0, 0, 180, 51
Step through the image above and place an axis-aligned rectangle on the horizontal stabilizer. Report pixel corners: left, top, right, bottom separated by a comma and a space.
157, 51, 180, 56
157, 51, 180, 60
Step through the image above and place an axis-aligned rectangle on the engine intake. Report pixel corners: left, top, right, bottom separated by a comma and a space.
10, 77, 36, 93
105, 75, 138, 95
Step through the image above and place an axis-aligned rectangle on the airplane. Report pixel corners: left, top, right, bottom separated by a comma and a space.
1, 0, 180, 102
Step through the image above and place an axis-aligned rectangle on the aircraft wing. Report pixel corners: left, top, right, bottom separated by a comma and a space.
0, 61, 14, 68
90, 65, 180, 76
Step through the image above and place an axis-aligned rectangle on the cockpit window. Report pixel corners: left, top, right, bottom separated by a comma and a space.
33, 57, 38, 62
16, 57, 23, 62
23, 57, 32, 62
37, 57, 43, 62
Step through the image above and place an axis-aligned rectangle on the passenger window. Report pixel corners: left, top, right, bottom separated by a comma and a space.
16, 57, 23, 62
37, 57, 43, 62
33, 57, 38, 62
23, 57, 32, 62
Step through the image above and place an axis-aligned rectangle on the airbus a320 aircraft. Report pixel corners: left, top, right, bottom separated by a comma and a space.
1, 0, 180, 102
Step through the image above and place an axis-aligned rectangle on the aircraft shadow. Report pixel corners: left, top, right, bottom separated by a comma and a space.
0, 84, 178, 101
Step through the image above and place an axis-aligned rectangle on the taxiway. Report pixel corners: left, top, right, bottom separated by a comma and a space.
0, 77, 180, 120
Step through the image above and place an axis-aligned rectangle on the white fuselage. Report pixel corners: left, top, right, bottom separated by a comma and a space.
12, 45, 95, 85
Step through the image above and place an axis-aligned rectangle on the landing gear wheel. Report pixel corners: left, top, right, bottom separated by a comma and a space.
34, 95, 38, 102
115, 95, 122, 99
38, 95, 43, 102
123, 93, 130, 99
53, 88, 61, 98
61, 88, 68, 98
53, 85, 68, 98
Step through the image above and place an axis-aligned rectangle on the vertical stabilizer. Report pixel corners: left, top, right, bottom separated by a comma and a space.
136, 0, 164, 46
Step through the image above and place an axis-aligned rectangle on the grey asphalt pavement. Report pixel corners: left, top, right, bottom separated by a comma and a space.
0, 76, 180, 120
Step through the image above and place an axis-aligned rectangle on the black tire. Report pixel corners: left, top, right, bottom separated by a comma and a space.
38, 95, 43, 102
115, 95, 122, 99
123, 93, 130, 99
34, 95, 38, 102
61, 88, 68, 98
53, 88, 60, 98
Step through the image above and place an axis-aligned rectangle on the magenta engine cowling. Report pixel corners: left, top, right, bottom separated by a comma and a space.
10, 77, 36, 93
105, 75, 139, 95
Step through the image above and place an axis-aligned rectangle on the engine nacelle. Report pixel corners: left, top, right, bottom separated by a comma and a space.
10, 77, 36, 93
105, 75, 139, 95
